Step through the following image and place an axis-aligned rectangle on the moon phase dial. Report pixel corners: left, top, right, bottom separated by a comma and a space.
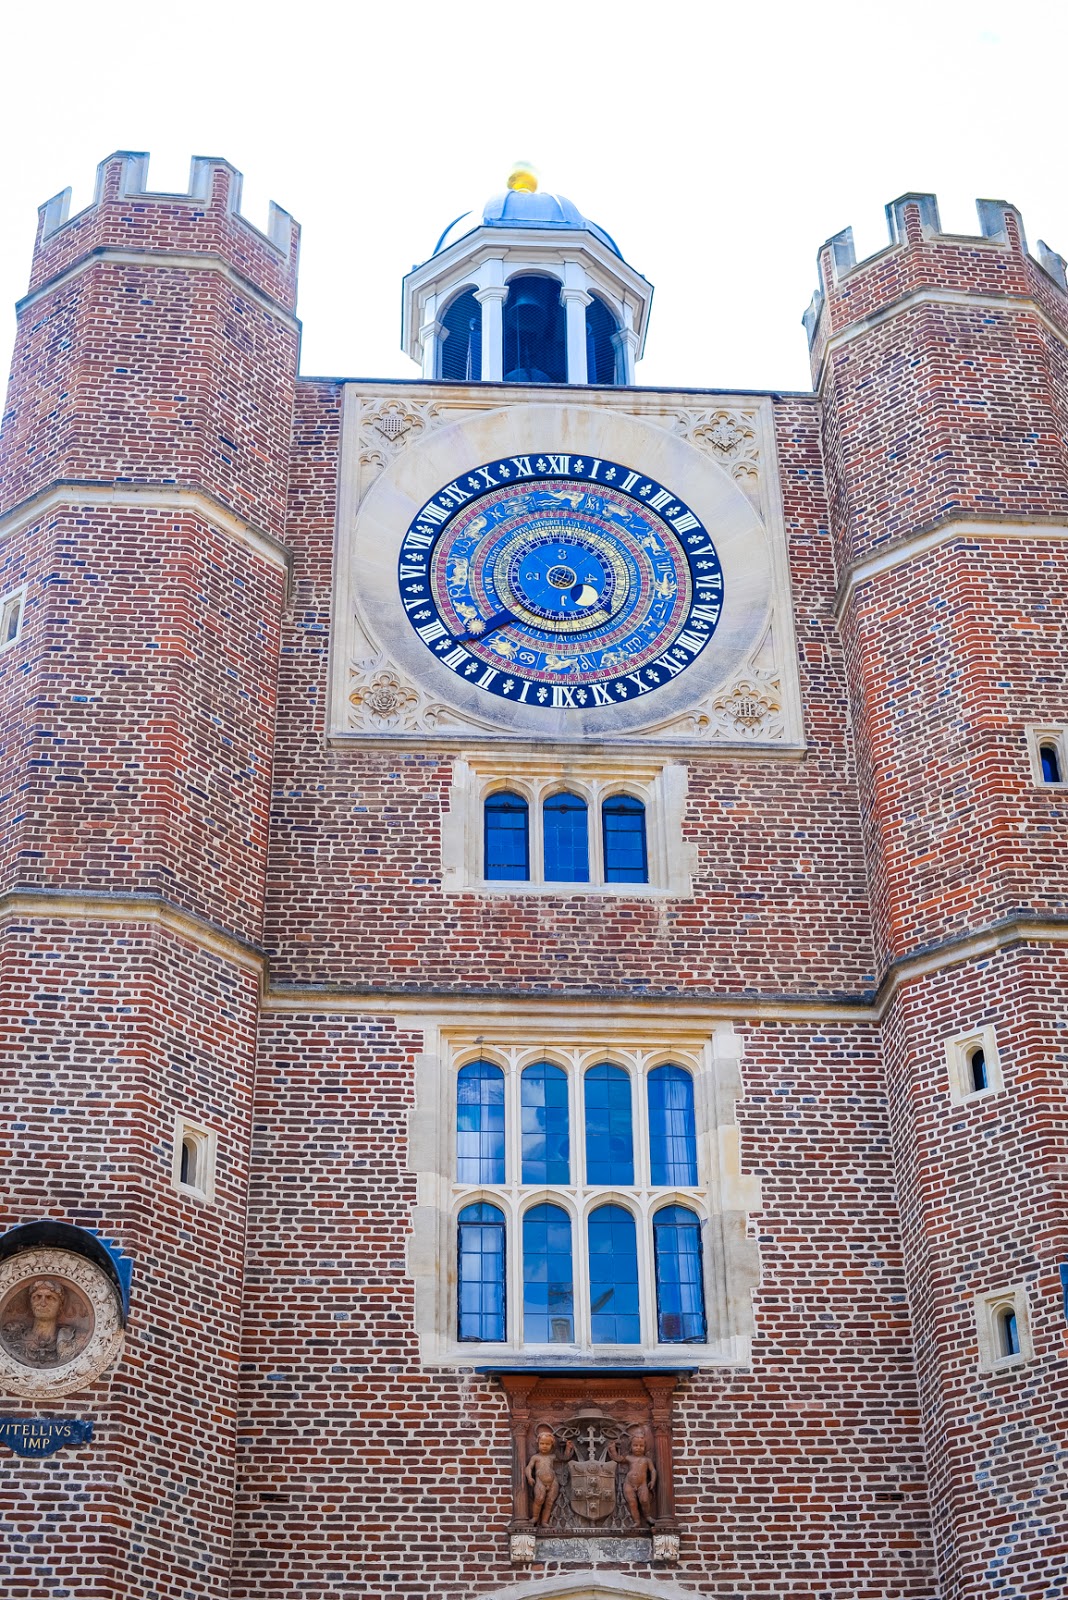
398, 455, 725, 709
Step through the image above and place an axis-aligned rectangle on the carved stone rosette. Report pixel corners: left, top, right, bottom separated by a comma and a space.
499, 1372, 681, 1562
0, 1248, 124, 1399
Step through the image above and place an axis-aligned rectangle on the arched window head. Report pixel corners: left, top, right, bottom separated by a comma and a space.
484, 791, 529, 881
521, 1062, 570, 1184
653, 1204, 707, 1343
503, 274, 566, 384
602, 795, 648, 883
584, 1063, 634, 1186
543, 792, 589, 883
1040, 742, 1062, 784
588, 1204, 640, 1344
586, 295, 621, 386
457, 1061, 506, 1183
523, 1204, 574, 1343
997, 1305, 1020, 1359
647, 1065, 697, 1186
968, 1047, 988, 1094
457, 1202, 506, 1341
439, 288, 482, 382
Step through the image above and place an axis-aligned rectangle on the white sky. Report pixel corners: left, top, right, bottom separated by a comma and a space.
2, 1, 1067, 398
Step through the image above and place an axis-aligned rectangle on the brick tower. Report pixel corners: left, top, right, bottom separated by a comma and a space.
2, 154, 1066, 1600
809, 196, 1068, 1596
0, 153, 299, 1595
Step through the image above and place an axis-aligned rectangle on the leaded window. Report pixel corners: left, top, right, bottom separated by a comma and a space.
543, 792, 589, 883
523, 1204, 574, 1344
451, 1050, 710, 1353
602, 795, 648, 883
521, 1062, 570, 1184
648, 1065, 698, 1186
484, 791, 530, 880
456, 1061, 506, 1183
457, 1202, 506, 1341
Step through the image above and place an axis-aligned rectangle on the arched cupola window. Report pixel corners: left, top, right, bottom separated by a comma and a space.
586, 294, 620, 386
503, 274, 566, 384
439, 288, 482, 381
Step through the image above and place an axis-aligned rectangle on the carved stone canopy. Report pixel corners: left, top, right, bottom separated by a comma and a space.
499, 1372, 682, 1560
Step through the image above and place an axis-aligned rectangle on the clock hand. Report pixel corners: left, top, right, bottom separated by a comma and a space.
457, 608, 519, 642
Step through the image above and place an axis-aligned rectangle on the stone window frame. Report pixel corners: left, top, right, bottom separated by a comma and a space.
170, 1114, 218, 1204
944, 1023, 1004, 1106
1025, 724, 1068, 786
441, 753, 693, 896
407, 1020, 760, 1369
0, 585, 26, 653
974, 1284, 1033, 1373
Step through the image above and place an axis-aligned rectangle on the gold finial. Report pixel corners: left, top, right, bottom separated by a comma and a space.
507, 160, 539, 194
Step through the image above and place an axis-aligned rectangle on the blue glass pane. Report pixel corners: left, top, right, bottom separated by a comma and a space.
456, 1062, 506, 1183
503, 274, 566, 384
653, 1204, 706, 1343
584, 1063, 634, 1186
585, 294, 620, 386
1001, 1310, 1021, 1356
602, 796, 648, 884
440, 288, 482, 382
521, 1062, 570, 1184
588, 1204, 640, 1344
457, 1202, 506, 1341
543, 792, 589, 883
523, 1203, 574, 1343
485, 792, 529, 881
648, 1065, 697, 1186
1040, 743, 1062, 784
969, 1048, 988, 1093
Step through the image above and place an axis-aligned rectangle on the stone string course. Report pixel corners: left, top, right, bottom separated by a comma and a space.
1, 158, 1065, 1599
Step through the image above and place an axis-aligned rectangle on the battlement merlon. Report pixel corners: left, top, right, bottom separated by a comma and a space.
802, 191, 1068, 375
27, 151, 301, 313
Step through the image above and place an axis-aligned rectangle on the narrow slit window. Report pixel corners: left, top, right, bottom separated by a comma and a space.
997, 1306, 1021, 1358
968, 1047, 988, 1093
653, 1204, 707, 1343
1, 592, 22, 647
588, 1204, 640, 1344
647, 1065, 698, 1186
521, 1062, 570, 1184
180, 1137, 197, 1187
457, 1202, 506, 1341
522, 1203, 574, 1343
1040, 742, 1062, 784
602, 795, 648, 884
584, 1063, 634, 1186
543, 792, 589, 883
456, 1061, 506, 1183
484, 792, 529, 881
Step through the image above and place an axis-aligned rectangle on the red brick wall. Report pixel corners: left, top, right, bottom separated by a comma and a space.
233, 1015, 934, 1600
819, 206, 1068, 1599
0, 919, 261, 1599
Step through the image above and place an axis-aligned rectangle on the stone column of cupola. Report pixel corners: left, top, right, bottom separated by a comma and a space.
611, 314, 639, 385
811, 195, 1068, 1600
473, 261, 507, 381
560, 262, 593, 384
417, 294, 444, 378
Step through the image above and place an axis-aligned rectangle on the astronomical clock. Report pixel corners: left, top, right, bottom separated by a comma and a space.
332, 394, 803, 750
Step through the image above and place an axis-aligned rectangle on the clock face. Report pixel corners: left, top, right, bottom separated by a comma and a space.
398, 454, 724, 709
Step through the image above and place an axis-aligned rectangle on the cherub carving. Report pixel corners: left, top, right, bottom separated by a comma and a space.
525, 1426, 573, 1526
609, 1427, 657, 1526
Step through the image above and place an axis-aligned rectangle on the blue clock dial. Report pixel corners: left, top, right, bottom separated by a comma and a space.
398, 454, 723, 709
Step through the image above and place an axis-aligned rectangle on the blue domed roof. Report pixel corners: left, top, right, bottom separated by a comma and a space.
433, 185, 623, 259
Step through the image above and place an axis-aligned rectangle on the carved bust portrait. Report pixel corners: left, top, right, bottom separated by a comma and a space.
0, 1248, 123, 1399
0, 1276, 94, 1368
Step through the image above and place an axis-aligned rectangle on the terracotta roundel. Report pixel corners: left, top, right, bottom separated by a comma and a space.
398, 454, 724, 709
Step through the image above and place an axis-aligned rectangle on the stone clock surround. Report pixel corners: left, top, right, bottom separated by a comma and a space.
331, 385, 804, 749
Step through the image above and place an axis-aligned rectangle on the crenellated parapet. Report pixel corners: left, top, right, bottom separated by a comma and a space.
804, 191, 1068, 381
28, 150, 300, 312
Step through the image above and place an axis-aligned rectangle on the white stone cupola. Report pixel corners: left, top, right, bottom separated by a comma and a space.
401, 162, 653, 387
